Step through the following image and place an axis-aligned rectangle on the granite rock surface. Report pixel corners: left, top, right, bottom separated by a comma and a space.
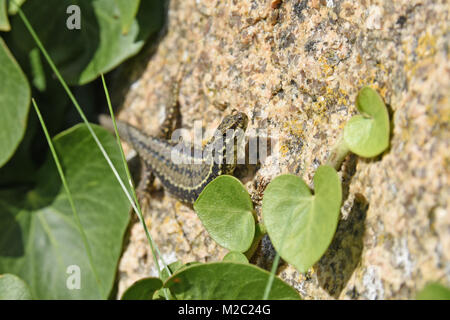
113, 0, 449, 299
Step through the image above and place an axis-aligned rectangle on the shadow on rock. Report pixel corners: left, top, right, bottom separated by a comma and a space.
316, 193, 369, 298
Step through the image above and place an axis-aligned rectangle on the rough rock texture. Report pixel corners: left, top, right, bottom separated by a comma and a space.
113, 0, 449, 299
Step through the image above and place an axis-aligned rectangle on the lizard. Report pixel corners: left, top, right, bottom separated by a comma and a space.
99, 91, 248, 204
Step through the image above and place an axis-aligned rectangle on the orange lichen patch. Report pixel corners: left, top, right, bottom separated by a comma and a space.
318, 55, 336, 78
298, 273, 306, 282
356, 54, 362, 64
437, 96, 450, 123
283, 119, 304, 137
426, 96, 450, 128
311, 87, 351, 118
416, 33, 437, 59
313, 96, 328, 115
279, 144, 289, 157
402, 32, 439, 78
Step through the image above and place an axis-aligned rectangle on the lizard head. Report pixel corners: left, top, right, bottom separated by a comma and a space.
212, 110, 248, 174
217, 110, 249, 134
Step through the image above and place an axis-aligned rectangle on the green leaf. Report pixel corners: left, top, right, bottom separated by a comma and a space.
8, 0, 27, 15
194, 175, 255, 253
0, 37, 30, 167
223, 252, 249, 264
0, 274, 32, 300
28, 47, 46, 91
115, 0, 140, 35
8, 0, 164, 85
262, 166, 342, 273
121, 277, 162, 300
0, 124, 130, 299
344, 86, 390, 157
416, 283, 450, 300
0, 0, 10, 31
160, 261, 184, 282
164, 262, 300, 300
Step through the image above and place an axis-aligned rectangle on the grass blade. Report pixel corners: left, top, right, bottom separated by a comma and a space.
100, 75, 171, 279
263, 252, 280, 300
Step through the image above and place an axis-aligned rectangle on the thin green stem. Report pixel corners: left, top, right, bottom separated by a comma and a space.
326, 133, 350, 170
244, 222, 266, 260
263, 252, 280, 300
32, 99, 102, 296
100, 75, 171, 279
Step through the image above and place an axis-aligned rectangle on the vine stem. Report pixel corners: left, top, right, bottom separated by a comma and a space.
244, 222, 267, 260
326, 133, 350, 170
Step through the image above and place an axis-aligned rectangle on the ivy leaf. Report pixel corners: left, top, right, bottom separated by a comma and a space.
262, 166, 342, 273
344, 86, 390, 157
194, 175, 255, 253
223, 251, 249, 264
164, 262, 300, 300
0, 37, 30, 167
0, 124, 130, 299
0, 274, 32, 300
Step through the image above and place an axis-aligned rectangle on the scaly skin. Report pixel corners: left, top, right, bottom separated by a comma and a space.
101, 111, 248, 203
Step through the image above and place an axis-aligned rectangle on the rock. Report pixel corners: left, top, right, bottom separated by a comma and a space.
114, 0, 449, 299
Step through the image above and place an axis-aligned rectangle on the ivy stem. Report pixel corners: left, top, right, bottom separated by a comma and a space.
244, 222, 267, 260
326, 133, 350, 170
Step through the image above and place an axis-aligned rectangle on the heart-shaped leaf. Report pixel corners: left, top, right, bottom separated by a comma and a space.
0, 274, 32, 300
0, 124, 130, 299
121, 277, 162, 300
416, 283, 450, 300
344, 86, 390, 157
7, 0, 164, 85
262, 165, 342, 273
194, 175, 255, 252
223, 251, 249, 264
0, 38, 30, 167
164, 262, 300, 300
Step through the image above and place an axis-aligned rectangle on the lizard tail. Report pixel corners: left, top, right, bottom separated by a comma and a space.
98, 114, 144, 145
98, 114, 115, 132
